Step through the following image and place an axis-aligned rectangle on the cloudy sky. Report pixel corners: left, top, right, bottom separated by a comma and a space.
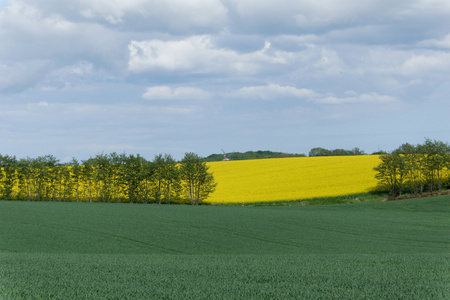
1, 0, 449, 161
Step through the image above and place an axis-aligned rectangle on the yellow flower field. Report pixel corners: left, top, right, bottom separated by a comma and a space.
206, 155, 381, 204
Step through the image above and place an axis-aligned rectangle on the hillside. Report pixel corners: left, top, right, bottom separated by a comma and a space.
206, 155, 381, 204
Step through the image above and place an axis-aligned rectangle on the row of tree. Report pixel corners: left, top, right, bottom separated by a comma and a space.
0, 152, 216, 205
374, 139, 450, 197
308, 147, 366, 157
205, 148, 368, 161
204, 150, 306, 161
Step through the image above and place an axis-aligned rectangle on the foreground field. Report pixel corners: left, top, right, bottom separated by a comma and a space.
1, 197, 449, 299
207, 155, 381, 203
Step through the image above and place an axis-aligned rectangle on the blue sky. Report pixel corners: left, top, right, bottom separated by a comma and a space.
0, 0, 449, 161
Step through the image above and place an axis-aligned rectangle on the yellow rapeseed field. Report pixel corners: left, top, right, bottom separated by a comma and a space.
206, 155, 381, 204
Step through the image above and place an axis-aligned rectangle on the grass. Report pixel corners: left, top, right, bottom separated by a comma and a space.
220, 191, 388, 206
0, 196, 449, 299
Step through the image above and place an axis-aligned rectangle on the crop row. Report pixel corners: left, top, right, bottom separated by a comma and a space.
1, 197, 449, 299
2, 253, 448, 299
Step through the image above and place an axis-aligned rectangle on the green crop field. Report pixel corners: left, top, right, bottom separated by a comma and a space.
1, 197, 449, 299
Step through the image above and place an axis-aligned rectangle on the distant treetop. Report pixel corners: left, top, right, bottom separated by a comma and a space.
308, 147, 366, 157
203, 151, 306, 162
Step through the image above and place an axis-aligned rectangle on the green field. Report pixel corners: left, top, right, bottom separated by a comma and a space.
1, 197, 449, 299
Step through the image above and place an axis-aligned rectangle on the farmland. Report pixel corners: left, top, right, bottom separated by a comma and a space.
0, 154, 382, 205
1, 196, 449, 299
207, 155, 381, 204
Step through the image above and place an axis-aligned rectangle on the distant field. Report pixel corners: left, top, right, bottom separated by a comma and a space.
1, 197, 449, 299
207, 155, 381, 204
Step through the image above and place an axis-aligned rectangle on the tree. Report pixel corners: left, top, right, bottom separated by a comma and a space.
122, 154, 149, 203
16, 158, 33, 201
152, 154, 181, 204
28, 155, 58, 201
91, 153, 112, 202
180, 152, 216, 205
81, 158, 95, 202
352, 147, 365, 155
152, 154, 165, 204
373, 139, 450, 197
162, 154, 181, 204
331, 149, 352, 156
57, 164, 72, 202
309, 147, 367, 157
70, 158, 81, 202
374, 153, 407, 197
396, 143, 416, 154
418, 138, 449, 193
309, 147, 331, 157
0, 154, 18, 200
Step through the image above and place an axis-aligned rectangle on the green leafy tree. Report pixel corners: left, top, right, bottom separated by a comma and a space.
81, 158, 95, 202
58, 164, 73, 202
152, 154, 165, 204
374, 153, 407, 197
91, 153, 112, 202
0, 154, 18, 200
162, 154, 181, 204
180, 152, 216, 205
331, 149, 352, 156
152, 154, 181, 204
374, 139, 450, 197
352, 147, 365, 155
309, 147, 331, 157
70, 158, 81, 202
140, 159, 154, 203
109, 152, 127, 203
16, 158, 32, 201
418, 139, 449, 193
122, 154, 149, 203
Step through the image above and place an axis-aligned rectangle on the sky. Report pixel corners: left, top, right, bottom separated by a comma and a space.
0, 0, 449, 162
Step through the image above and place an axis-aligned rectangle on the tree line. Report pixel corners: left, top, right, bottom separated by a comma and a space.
204, 150, 306, 161
205, 147, 369, 161
308, 147, 366, 157
0, 152, 216, 205
374, 139, 450, 197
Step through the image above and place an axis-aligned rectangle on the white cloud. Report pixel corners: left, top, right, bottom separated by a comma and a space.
35, 61, 96, 90
400, 0, 450, 15
49, 0, 228, 32
227, 0, 395, 31
313, 47, 345, 75
228, 84, 400, 106
128, 35, 292, 74
46, 61, 93, 78
275, 34, 322, 45
0, 60, 51, 92
0, 102, 195, 129
400, 52, 450, 75
0, 1, 127, 67
227, 0, 450, 32
316, 92, 400, 104
418, 34, 450, 49
0, 2, 75, 37
230, 84, 317, 100
345, 45, 450, 82
0, 60, 97, 93
142, 86, 210, 100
